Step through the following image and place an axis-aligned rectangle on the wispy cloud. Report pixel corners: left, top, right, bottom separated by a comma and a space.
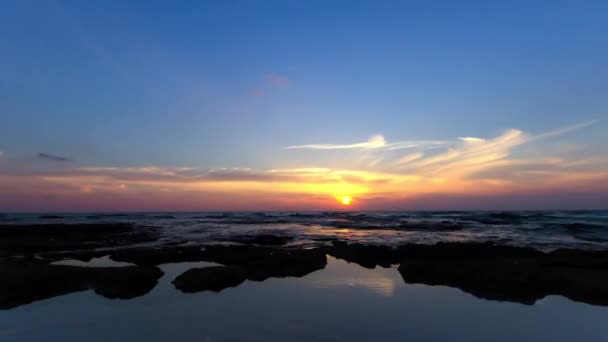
287, 134, 387, 150
394, 152, 424, 167
250, 88, 265, 97
529, 119, 598, 141
263, 73, 290, 86
0, 120, 603, 211
38, 153, 71, 162
286, 134, 446, 151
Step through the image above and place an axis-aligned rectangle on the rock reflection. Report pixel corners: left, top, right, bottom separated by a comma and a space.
305, 257, 401, 297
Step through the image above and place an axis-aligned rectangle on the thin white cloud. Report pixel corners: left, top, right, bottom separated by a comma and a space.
529, 119, 598, 142
395, 152, 424, 167
264, 73, 290, 86
411, 129, 528, 176
286, 134, 387, 150
285, 119, 598, 184
286, 134, 445, 151
459, 137, 485, 143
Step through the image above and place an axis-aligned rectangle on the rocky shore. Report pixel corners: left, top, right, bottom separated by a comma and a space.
1, 223, 607, 309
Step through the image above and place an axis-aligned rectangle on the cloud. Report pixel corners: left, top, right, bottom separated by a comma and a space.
263, 73, 290, 86
38, 153, 71, 162
459, 137, 485, 143
250, 88, 265, 97
287, 134, 446, 151
529, 119, 598, 141
394, 152, 424, 167
0, 120, 603, 211
287, 134, 387, 150
411, 129, 528, 175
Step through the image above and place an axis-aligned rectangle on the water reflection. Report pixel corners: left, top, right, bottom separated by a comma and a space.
306, 257, 400, 297
0, 257, 606, 341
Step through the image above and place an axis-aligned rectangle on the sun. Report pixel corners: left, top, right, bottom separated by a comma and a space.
340, 196, 352, 205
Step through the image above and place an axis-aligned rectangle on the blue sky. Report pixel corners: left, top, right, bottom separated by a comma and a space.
1, 1, 607, 210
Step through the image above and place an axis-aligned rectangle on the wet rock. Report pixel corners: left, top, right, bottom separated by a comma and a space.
242, 248, 327, 281
109, 246, 210, 266
0, 223, 158, 256
173, 266, 246, 292
397, 242, 544, 259
327, 241, 399, 269
172, 247, 327, 292
216, 234, 294, 246
397, 220, 465, 231
398, 259, 545, 304
91, 266, 164, 299
397, 243, 608, 306
0, 259, 163, 309
39, 215, 65, 219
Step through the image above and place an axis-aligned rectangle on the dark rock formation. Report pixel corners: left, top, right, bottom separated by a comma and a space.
0, 259, 163, 309
173, 266, 246, 292
397, 244, 608, 306
327, 241, 399, 268
39, 215, 65, 219
172, 247, 327, 293
214, 234, 294, 246
0, 223, 158, 256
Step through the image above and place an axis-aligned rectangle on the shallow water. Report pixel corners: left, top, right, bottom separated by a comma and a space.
2, 211, 608, 250
0, 257, 606, 342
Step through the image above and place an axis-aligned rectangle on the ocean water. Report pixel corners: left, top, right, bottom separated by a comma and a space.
0, 257, 606, 342
2, 211, 608, 250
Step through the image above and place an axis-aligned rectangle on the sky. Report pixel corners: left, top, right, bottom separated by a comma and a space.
1, 0, 607, 211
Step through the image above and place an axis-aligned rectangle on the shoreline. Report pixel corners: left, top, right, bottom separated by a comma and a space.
1, 223, 607, 309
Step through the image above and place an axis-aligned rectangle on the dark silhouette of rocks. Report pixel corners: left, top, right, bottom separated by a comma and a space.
0, 223, 157, 256
0, 259, 163, 309
2, 221, 608, 307
397, 244, 608, 306
39, 215, 65, 219
173, 266, 246, 292
327, 241, 400, 268
214, 234, 295, 246
172, 248, 327, 292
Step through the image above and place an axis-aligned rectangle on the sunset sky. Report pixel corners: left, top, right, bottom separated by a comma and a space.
1, 1, 607, 211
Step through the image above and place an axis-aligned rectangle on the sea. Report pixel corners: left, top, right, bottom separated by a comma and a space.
1, 210, 608, 251
1, 211, 607, 341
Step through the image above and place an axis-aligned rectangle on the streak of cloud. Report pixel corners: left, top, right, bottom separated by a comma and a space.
38, 153, 72, 162
529, 119, 599, 141
287, 134, 387, 150
250, 88, 265, 97
263, 73, 290, 86
0, 120, 603, 211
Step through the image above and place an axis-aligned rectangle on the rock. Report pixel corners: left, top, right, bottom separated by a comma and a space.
215, 234, 294, 246
398, 259, 545, 304
0, 259, 163, 309
172, 247, 327, 293
91, 266, 164, 299
173, 266, 246, 292
397, 243, 608, 306
109, 246, 210, 266
0, 223, 158, 256
39, 215, 65, 219
396, 242, 545, 259
327, 241, 399, 269
242, 248, 327, 281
